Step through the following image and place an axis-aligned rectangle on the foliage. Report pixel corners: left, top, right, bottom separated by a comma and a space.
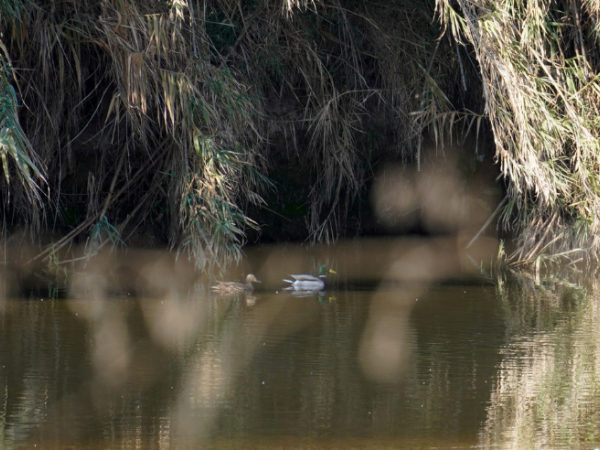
0, 0, 502, 268
436, 0, 600, 262
0, 50, 46, 231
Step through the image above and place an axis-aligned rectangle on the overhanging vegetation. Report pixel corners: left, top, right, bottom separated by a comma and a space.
437, 0, 600, 265
1, 0, 597, 269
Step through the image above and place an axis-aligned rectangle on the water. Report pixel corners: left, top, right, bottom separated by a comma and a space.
1, 269, 600, 449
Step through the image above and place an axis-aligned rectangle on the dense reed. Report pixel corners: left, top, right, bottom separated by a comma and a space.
437, 0, 600, 264
5, 0, 594, 269
0, 0, 465, 269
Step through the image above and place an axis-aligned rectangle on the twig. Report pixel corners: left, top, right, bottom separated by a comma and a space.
466, 194, 507, 249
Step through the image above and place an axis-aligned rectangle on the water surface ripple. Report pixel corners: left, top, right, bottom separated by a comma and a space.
0, 275, 599, 449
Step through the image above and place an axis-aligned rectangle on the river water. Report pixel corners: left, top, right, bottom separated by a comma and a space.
0, 244, 599, 449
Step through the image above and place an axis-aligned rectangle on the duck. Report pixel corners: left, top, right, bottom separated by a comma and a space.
211, 274, 261, 293
283, 265, 336, 291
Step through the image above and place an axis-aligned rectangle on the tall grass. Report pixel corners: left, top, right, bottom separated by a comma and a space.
0, 0, 482, 268
1, 0, 273, 268
437, 0, 600, 263
235, 0, 468, 243
0, 51, 46, 232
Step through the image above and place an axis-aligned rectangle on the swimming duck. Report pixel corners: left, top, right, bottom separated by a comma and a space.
211, 274, 261, 293
283, 265, 336, 291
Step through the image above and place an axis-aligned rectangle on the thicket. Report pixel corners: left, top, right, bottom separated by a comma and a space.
438, 0, 600, 265
1, 0, 598, 269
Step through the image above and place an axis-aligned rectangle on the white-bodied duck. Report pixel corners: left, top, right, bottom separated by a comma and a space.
283, 265, 336, 291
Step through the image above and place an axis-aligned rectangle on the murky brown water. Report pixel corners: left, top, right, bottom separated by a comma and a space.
0, 268, 599, 449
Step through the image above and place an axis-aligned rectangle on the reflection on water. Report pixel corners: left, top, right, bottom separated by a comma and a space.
4, 146, 591, 449
1, 250, 600, 449
480, 276, 600, 450
0, 284, 499, 450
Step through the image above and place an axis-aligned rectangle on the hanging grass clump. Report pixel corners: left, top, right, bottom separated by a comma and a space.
1, 0, 490, 269
436, 0, 600, 264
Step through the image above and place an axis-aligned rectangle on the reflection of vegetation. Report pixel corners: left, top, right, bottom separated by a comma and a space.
481, 273, 599, 449
7, 246, 600, 448
0, 276, 504, 448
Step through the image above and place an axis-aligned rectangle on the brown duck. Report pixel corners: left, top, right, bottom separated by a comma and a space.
211, 274, 261, 293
